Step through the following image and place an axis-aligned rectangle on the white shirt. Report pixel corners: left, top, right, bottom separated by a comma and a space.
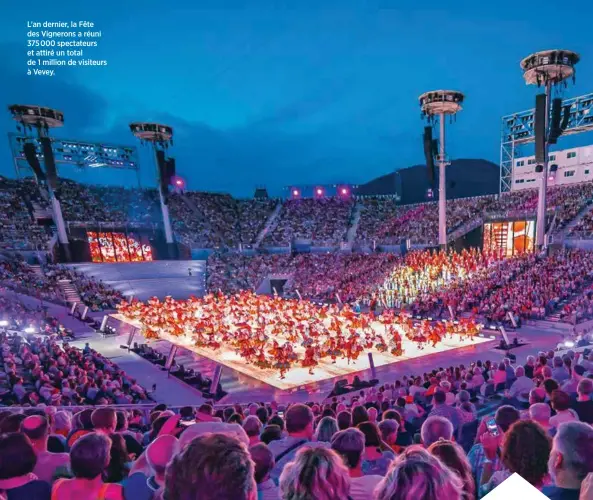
350, 475, 383, 500
549, 409, 579, 428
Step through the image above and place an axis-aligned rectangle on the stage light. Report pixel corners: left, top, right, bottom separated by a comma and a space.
563, 340, 575, 348
0, 320, 8, 327
316, 188, 323, 195
292, 189, 300, 197
24, 326, 35, 334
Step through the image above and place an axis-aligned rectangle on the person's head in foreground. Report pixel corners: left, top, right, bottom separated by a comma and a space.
164, 433, 256, 500
428, 439, 474, 500
420, 416, 453, 448
546, 421, 593, 493
501, 420, 551, 487
279, 446, 350, 500
374, 446, 463, 500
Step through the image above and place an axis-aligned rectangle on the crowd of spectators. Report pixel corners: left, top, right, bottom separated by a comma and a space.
170, 193, 277, 248
56, 180, 162, 226
0, 346, 592, 499
264, 198, 354, 246
0, 258, 123, 310
0, 177, 51, 251
0, 314, 148, 407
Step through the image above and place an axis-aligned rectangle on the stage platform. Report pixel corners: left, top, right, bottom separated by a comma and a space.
109, 313, 495, 391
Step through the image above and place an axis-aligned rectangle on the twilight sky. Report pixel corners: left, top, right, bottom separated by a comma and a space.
1, 0, 592, 197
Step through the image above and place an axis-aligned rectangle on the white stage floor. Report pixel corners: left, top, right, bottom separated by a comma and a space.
110, 314, 493, 391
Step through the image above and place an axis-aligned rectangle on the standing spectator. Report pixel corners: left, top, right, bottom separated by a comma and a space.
91, 408, 117, 435
543, 422, 593, 499
279, 446, 350, 500
375, 447, 463, 500
552, 357, 570, 383
249, 443, 280, 500
20, 415, 69, 485
164, 433, 256, 500
0, 433, 51, 500
378, 419, 399, 452
331, 428, 383, 500
51, 433, 123, 500
428, 440, 475, 500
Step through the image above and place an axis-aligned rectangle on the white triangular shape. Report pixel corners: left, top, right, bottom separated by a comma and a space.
483, 473, 548, 499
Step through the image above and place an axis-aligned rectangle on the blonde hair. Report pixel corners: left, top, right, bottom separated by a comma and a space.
375, 446, 463, 500
279, 446, 350, 500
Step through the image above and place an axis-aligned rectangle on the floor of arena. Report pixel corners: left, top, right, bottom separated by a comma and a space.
110, 313, 494, 391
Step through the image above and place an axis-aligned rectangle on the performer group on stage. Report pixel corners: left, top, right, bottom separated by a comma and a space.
117, 290, 481, 378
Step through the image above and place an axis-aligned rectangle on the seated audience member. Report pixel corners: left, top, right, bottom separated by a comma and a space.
124, 435, 180, 500
261, 425, 283, 445
428, 390, 460, 431
20, 415, 69, 485
480, 420, 551, 496
573, 378, 593, 424
550, 390, 580, 429
331, 428, 383, 500
375, 447, 463, 500
428, 439, 475, 500
243, 416, 263, 447
421, 416, 454, 448
337, 411, 352, 431
529, 403, 553, 434
507, 365, 534, 404
314, 417, 339, 443
377, 419, 399, 452
268, 404, 327, 481
91, 408, 117, 435
249, 443, 280, 500
0, 433, 51, 500
357, 421, 395, 476
543, 422, 593, 499
52, 433, 123, 500
165, 433, 256, 500
279, 446, 350, 500
104, 433, 130, 484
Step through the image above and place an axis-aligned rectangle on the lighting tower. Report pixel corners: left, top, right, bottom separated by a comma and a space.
419, 90, 464, 248
7, 105, 70, 258
129, 122, 176, 258
520, 50, 579, 249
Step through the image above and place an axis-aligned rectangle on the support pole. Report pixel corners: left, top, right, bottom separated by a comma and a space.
153, 148, 176, 258
536, 81, 551, 250
438, 112, 447, 248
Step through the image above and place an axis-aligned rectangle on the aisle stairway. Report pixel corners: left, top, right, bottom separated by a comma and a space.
344, 202, 362, 249
58, 279, 82, 304
555, 200, 593, 241
254, 201, 283, 248
32, 202, 53, 221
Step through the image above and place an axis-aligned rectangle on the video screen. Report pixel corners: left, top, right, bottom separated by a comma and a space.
87, 231, 153, 263
483, 220, 535, 257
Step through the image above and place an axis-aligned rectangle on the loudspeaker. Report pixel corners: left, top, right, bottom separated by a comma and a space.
39, 137, 57, 188
534, 93, 546, 163
561, 105, 571, 130
423, 126, 435, 183
548, 98, 562, 144
156, 150, 169, 199
23, 142, 45, 181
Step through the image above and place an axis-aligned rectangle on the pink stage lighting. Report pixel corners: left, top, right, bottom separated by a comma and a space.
291, 188, 300, 198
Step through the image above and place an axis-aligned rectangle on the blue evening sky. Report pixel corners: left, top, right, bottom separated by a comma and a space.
1, 0, 592, 197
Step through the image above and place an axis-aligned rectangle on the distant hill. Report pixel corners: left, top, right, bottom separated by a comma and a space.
356, 159, 500, 205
